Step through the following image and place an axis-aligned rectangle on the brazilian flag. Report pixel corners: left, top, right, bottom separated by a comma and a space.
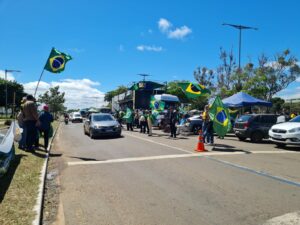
209, 96, 231, 138
150, 96, 165, 111
178, 82, 211, 99
44, 48, 72, 73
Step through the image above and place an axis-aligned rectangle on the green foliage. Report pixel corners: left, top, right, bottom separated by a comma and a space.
166, 81, 189, 103
243, 50, 300, 100
0, 78, 27, 110
104, 85, 128, 102
38, 86, 66, 116
270, 97, 285, 113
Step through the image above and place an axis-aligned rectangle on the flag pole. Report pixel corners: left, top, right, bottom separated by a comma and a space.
34, 68, 45, 98
34, 47, 54, 98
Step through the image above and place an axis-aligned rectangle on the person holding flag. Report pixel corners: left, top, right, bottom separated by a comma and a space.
209, 96, 231, 140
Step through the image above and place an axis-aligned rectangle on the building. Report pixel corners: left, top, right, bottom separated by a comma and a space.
112, 81, 166, 112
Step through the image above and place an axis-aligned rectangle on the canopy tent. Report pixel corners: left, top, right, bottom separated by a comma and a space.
222, 92, 272, 108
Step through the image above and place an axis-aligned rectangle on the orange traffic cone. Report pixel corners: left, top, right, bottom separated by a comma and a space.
195, 130, 206, 152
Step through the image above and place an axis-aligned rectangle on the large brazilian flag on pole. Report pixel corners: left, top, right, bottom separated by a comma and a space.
178, 82, 211, 99
44, 48, 72, 73
209, 96, 231, 138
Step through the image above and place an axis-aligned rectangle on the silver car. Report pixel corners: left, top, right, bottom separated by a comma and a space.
84, 113, 121, 139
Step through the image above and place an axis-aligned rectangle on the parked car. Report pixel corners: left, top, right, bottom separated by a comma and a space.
269, 115, 300, 147
177, 115, 202, 135
84, 113, 121, 138
71, 112, 83, 123
233, 114, 278, 142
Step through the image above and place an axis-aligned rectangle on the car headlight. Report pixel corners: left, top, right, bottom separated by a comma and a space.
114, 124, 121, 128
289, 128, 300, 133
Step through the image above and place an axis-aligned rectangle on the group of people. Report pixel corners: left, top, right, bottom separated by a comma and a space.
117, 107, 179, 138
17, 95, 54, 152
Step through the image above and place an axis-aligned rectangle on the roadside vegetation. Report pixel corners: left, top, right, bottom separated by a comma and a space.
0, 121, 59, 225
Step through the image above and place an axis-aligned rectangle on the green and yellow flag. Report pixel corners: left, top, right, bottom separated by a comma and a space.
150, 96, 165, 111
209, 96, 231, 138
44, 48, 72, 73
178, 82, 211, 99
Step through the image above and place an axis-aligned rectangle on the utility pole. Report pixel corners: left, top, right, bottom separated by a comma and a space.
4, 69, 21, 117
222, 23, 258, 90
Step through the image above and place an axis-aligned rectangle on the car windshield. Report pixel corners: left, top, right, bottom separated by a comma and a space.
74, 113, 81, 117
93, 114, 114, 121
237, 115, 252, 122
290, 115, 300, 122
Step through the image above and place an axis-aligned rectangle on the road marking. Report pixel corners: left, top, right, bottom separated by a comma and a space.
68, 152, 245, 166
124, 132, 194, 154
206, 157, 300, 188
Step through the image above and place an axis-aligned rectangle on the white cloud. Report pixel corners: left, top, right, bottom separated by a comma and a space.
0, 70, 15, 81
136, 45, 164, 52
158, 18, 171, 32
158, 18, 192, 40
168, 26, 192, 39
23, 78, 105, 109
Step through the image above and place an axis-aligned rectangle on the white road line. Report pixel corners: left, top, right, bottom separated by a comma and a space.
248, 150, 298, 154
68, 152, 245, 166
124, 132, 193, 154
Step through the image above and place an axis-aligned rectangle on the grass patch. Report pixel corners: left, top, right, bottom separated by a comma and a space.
0, 121, 59, 225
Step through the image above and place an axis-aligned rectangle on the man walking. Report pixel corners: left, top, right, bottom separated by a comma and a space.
23, 95, 39, 152
38, 105, 54, 151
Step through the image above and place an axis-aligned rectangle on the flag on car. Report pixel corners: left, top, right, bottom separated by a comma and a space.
209, 96, 231, 138
44, 48, 72, 73
178, 82, 211, 99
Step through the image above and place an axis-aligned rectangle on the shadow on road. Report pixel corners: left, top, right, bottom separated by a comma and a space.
0, 153, 27, 203
69, 156, 97, 161
212, 144, 251, 154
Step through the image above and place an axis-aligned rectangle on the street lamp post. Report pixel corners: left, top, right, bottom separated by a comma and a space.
222, 23, 258, 89
4, 69, 21, 117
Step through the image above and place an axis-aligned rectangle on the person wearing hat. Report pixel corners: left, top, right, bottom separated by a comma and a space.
23, 95, 39, 151
38, 105, 54, 151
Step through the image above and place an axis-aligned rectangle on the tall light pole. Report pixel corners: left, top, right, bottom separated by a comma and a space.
4, 69, 21, 117
222, 23, 258, 90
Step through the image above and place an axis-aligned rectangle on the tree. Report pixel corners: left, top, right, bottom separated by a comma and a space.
270, 97, 285, 114
193, 67, 215, 90
166, 81, 189, 103
104, 85, 128, 103
244, 50, 300, 100
38, 86, 66, 117
0, 78, 27, 113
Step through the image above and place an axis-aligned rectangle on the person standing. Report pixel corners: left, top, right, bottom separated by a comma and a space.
17, 98, 27, 150
202, 105, 210, 144
126, 108, 134, 131
38, 105, 54, 151
169, 107, 178, 138
23, 95, 39, 152
139, 111, 146, 133
147, 110, 154, 136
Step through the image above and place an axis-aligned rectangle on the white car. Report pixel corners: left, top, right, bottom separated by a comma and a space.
269, 115, 300, 147
71, 112, 83, 123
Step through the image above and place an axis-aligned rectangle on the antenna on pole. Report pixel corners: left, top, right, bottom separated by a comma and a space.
138, 73, 150, 81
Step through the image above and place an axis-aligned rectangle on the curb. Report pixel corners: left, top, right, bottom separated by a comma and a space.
32, 122, 61, 225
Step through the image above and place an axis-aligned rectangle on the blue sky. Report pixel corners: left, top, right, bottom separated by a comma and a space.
0, 0, 300, 108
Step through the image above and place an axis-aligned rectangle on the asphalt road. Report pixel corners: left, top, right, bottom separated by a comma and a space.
53, 122, 300, 225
